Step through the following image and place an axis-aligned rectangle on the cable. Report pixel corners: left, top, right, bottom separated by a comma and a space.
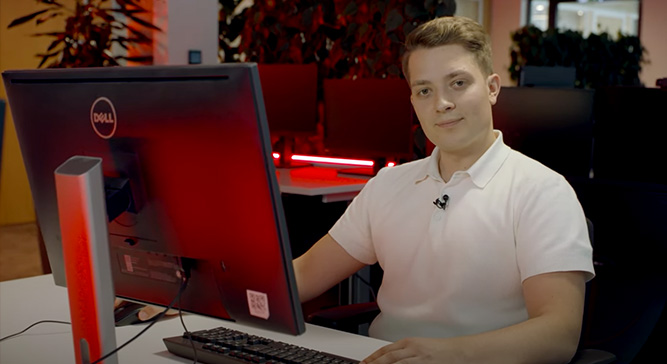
178, 285, 198, 364
91, 276, 190, 364
0, 320, 71, 342
1, 277, 191, 362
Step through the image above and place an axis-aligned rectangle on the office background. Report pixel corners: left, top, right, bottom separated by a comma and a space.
0, 2, 665, 363
1, 0, 666, 227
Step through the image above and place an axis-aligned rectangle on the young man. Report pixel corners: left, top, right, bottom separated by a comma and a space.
294, 16, 595, 364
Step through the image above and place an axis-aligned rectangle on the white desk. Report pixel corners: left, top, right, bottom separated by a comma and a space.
0, 275, 389, 364
276, 166, 370, 203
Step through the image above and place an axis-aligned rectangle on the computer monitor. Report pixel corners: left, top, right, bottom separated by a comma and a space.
519, 65, 577, 88
322, 78, 414, 174
492, 86, 595, 178
2, 63, 305, 335
257, 63, 319, 167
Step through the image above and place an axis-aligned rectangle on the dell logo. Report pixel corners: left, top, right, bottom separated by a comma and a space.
90, 97, 117, 139
93, 112, 114, 124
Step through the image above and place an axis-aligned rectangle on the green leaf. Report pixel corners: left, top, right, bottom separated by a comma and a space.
124, 13, 162, 31
117, 55, 153, 63
343, 2, 357, 16
36, 11, 63, 25
385, 9, 403, 33
7, 9, 51, 28
116, 0, 148, 12
39, 0, 65, 6
31, 31, 66, 37
35, 49, 61, 68
46, 38, 64, 51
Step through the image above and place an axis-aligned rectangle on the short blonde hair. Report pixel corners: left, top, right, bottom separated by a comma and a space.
402, 16, 493, 81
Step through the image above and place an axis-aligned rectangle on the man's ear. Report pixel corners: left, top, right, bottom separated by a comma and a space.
487, 73, 501, 105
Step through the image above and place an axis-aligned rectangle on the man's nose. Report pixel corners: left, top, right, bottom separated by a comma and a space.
435, 93, 455, 112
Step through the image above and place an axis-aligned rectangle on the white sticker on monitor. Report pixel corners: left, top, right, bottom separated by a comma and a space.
123, 254, 134, 272
246, 289, 270, 320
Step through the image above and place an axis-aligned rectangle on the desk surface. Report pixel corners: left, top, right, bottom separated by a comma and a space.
277, 166, 370, 202
0, 275, 388, 364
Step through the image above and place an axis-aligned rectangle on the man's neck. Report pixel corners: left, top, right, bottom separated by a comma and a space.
437, 131, 496, 182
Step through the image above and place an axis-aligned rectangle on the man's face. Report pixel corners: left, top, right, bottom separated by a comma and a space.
408, 44, 500, 157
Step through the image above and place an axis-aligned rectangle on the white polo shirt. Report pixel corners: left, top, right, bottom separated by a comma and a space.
329, 131, 595, 342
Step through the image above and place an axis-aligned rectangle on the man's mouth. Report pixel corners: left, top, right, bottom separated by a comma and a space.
435, 118, 463, 128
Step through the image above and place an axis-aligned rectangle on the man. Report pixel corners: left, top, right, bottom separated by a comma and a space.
294, 16, 594, 364
131, 15, 594, 363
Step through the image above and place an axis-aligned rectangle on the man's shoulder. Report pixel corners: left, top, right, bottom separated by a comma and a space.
502, 149, 573, 196
505, 149, 564, 180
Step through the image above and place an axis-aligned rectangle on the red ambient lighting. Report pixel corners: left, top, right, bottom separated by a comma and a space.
272, 153, 374, 167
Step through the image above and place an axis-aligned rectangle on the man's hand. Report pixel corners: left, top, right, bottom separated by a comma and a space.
361, 337, 464, 364
114, 298, 179, 322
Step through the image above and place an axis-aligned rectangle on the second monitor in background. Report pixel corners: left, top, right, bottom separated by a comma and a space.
492, 86, 595, 179
323, 78, 414, 175
258, 63, 319, 168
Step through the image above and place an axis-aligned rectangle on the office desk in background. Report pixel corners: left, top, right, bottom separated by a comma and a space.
0, 275, 389, 364
276, 166, 374, 305
276, 166, 370, 203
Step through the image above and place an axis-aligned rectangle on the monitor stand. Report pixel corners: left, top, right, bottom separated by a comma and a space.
54, 156, 118, 364
273, 136, 311, 169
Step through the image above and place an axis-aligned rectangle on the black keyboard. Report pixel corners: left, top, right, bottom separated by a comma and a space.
163, 326, 359, 364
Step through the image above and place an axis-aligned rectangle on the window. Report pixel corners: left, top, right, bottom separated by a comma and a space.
526, 0, 640, 38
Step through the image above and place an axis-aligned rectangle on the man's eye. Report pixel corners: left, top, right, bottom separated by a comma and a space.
453, 80, 466, 87
417, 88, 430, 96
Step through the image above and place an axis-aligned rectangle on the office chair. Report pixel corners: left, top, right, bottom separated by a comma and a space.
306, 218, 617, 364
568, 177, 667, 364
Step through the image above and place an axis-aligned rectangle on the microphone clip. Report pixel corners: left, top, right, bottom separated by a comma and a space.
433, 194, 449, 210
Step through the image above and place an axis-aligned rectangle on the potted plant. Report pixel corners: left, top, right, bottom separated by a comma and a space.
230, 0, 456, 79
509, 25, 647, 88
7, 0, 160, 68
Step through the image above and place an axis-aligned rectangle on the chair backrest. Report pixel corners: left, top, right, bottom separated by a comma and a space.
572, 177, 667, 363
492, 87, 595, 179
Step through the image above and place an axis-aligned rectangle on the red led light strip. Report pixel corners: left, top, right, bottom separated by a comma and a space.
272, 153, 398, 168
273, 153, 374, 167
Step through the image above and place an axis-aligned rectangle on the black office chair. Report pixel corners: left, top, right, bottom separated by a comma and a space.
568, 177, 667, 364
306, 218, 617, 364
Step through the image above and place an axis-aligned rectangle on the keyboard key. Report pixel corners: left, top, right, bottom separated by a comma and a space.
164, 326, 359, 364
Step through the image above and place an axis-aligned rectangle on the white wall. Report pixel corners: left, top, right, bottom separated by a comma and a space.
153, 0, 219, 65
489, 0, 523, 86
640, 0, 667, 86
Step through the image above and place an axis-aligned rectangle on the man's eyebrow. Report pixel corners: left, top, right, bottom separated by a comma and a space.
411, 79, 431, 87
447, 70, 469, 79
410, 70, 472, 88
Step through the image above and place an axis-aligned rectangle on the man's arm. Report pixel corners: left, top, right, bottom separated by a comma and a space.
293, 233, 367, 303
127, 233, 364, 321
361, 271, 587, 364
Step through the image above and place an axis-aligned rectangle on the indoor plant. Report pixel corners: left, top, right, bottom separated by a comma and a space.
509, 25, 647, 88
232, 0, 456, 79
7, 0, 159, 68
